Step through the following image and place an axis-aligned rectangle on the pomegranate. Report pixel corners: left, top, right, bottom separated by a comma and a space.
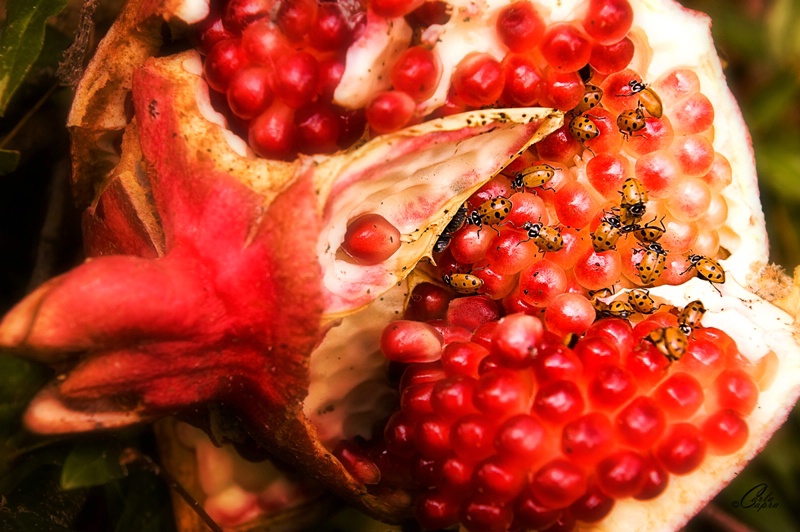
1, 0, 799, 530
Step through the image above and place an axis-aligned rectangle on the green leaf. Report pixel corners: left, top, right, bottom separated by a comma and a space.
0, 355, 50, 434
0, 0, 69, 115
767, 0, 800, 65
756, 137, 800, 203
0, 149, 20, 173
60, 440, 127, 490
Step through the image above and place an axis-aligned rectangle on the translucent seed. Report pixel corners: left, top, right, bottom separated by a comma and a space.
665, 178, 712, 222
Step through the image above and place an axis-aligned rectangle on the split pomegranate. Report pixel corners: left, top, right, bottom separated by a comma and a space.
1, 0, 799, 531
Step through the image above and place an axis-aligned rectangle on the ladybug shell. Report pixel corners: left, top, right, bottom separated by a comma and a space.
477, 197, 512, 225
647, 326, 688, 361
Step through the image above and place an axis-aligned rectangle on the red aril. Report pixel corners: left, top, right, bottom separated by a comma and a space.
341, 213, 402, 264
204, 38, 247, 92
501, 54, 544, 107
248, 102, 296, 159
276, 0, 317, 41
496, 1, 545, 52
589, 36, 635, 74
366, 91, 416, 134
226, 66, 273, 119
391, 46, 442, 102
540, 23, 592, 72
582, 0, 634, 45
295, 103, 341, 154
452, 53, 505, 108
308, 2, 353, 51
223, 0, 274, 33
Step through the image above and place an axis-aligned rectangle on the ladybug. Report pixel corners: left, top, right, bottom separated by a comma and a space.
634, 242, 668, 285
633, 215, 667, 243
477, 196, 512, 226
601, 299, 635, 319
512, 163, 556, 191
522, 221, 564, 252
591, 213, 623, 252
627, 80, 664, 119
573, 84, 604, 114
619, 177, 648, 219
617, 104, 646, 138
646, 326, 688, 362
589, 287, 614, 312
433, 203, 468, 253
443, 273, 484, 295
678, 299, 706, 335
569, 115, 600, 143
683, 254, 726, 293
626, 288, 661, 314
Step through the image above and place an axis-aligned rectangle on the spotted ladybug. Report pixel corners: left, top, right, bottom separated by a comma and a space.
477, 196, 512, 226
569, 115, 600, 143
633, 215, 666, 244
683, 254, 726, 293
646, 326, 688, 362
678, 299, 706, 335
619, 177, 648, 219
617, 104, 646, 138
626, 288, 660, 314
627, 80, 664, 119
601, 299, 635, 319
522, 221, 564, 252
573, 84, 604, 114
433, 203, 468, 253
634, 242, 668, 285
512, 163, 556, 191
589, 287, 614, 312
443, 273, 484, 295
591, 213, 623, 252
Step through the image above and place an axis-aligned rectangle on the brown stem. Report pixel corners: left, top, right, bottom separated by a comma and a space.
120, 448, 223, 532
698, 502, 758, 532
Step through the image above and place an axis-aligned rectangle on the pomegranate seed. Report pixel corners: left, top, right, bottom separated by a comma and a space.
416, 490, 460, 530
596, 449, 646, 498
449, 224, 493, 264
539, 69, 584, 111
533, 346, 584, 383
670, 92, 715, 135
653, 68, 701, 107
471, 322, 498, 351
440, 456, 474, 491
589, 36, 634, 74
404, 283, 453, 321
494, 414, 545, 461
226, 66, 273, 120
309, 3, 353, 51
624, 342, 670, 390
635, 150, 680, 199
702, 409, 749, 455
204, 38, 247, 93
401, 381, 434, 416
561, 412, 614, 466
333, 441, 381, 484
712, 369, 759, 415
461, 494, 514, 532
441, 341, 489, 377
451, 414, 496, 461
273, 50, 319, 109
536, 124, 581, 163
490, 313, 544, 368
656, 422, 706, 475
540, 23, 592, 72
623, 115, 675, 157
519, 259, 568, 307
653, 372, 704, 419
544, 293, 595, 336
295, 103, 341, 153
336, 107, 367, 147
370, 0, 425, 18
249, 102, 296, 159
391, 46, 442, 102
584, 108, 624, 154
342, 213, 402, 264
699, 193, 728, 229
400, 361, 445, 389
384, 412, 416, 457
570, 482, 615, 522
575, 336, 621, 374
665, 177, 712, 222
446, 296, 500, 332
496, 1, 545, 52
485, 226, 540, 275
547, 228, 592, 270
515, 493, 561, 530
573, 249, 623, 290
702, 152, 734, 191
587, 153, 632, 200
473, 368, 531, 414
381, 320, 443, 363
431, 376, 478, 419
317, 56, 346, 101
588, 364, 637, 410
616, 396, 666, 449
533, 380, 585, 425
414, 414, 451, 458
627, 457, 666, 501
530, 459, 588, 509
276, 0, 317, 41
193, 13, 235, 55
452, 53, 504, 108
473, 456, 526, 501
366, 91, 416, 134
502, 53, 544, 106
241, 19, 290, 66
427, 320, 472, 346
506, 192, 548, 227
553, 181, 601, 229
585, 318, 636, 357
583, 0, 634, 45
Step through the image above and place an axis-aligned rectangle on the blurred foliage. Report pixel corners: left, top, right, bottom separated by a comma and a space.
0, 0, 799, 530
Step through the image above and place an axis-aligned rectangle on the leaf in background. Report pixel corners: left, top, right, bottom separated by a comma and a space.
0, 354, 50, 435
755, 134, 800, 202
60, 439, 127, 490
767, 0, 800, 66
743, 72, 800, 135
0, 0, 69, 116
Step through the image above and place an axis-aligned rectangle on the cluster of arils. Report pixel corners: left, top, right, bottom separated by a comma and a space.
331, 291, 767, 531
193, 0, 368, 159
